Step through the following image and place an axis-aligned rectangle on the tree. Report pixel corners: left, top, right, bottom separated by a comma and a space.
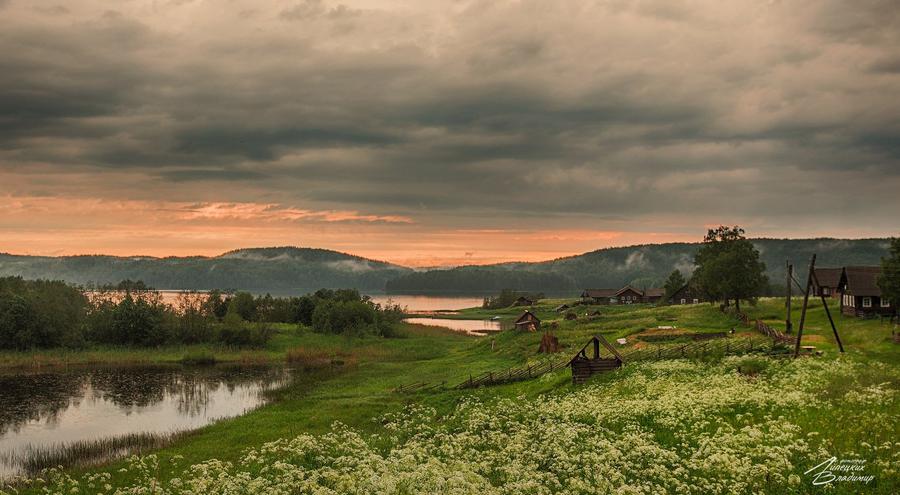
228, 292, 257, 321
692, 226, 767, 312
878, 237, 900, 311
663, 270, 687, 302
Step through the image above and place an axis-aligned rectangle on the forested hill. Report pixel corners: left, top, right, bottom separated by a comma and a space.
384, 238, 893, 294
0, 247, 412, 291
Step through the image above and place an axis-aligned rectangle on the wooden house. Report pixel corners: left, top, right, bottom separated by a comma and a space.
554, 304, 570, 313
614, 285, 644, 304
813, 267, 843, 298
514, 311, 541, 331
642, 288, 665, 304
668, 284, 705, 305
513, 296, 536, 307
582, 286, 666, 305
839, 266, 894, 317
580, 289, 618, 304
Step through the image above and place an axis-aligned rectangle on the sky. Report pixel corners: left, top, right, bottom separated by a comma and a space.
1, 0, 898, 268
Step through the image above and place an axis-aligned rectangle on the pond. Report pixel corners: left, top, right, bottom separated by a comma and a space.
0, 364, 295, 479
402, 317, 503, 336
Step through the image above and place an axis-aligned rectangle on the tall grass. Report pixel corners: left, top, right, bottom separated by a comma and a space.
1, 431, 193, 476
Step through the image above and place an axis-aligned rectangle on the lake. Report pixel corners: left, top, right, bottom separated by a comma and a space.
367, 294, 484, 313
402, 317, 503, 336
0, 364, 295, 479
132, 291, 484, 314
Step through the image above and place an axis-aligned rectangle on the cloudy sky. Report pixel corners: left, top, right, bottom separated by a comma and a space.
1, 0, 898, 267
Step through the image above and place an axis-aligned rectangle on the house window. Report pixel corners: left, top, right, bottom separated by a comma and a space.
862, 297, 872, 308
881, 298, 891, 308
693, 298, 699, 304
823, 287, 830, 296
680, 298, 686, 304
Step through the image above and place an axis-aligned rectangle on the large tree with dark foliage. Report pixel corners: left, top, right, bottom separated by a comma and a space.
692, 226, 767, 312
663, 269, 687, 302
878, 237, 900, 311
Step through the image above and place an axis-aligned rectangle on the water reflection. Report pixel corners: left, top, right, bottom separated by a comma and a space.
402, 317, 503, 336
0, 364, 292, 478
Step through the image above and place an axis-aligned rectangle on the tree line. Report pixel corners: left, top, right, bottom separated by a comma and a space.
0, 279, 404, 350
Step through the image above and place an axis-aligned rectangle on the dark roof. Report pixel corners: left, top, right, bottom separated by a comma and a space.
514, 311, 541, 324
814, 267, 843, 288
842, 266, 883, 296
554, 304, 570, 311
581, 289, 618, 298
643, 288, 665, 298
615, 285, 643, 296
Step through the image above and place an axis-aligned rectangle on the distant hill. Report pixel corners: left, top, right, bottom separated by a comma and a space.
384, 238, 893, 294
0, 247, 412, 292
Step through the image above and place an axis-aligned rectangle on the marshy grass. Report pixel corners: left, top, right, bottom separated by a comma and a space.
285, 348, 359, 370
179, 351, 218, 365
1, 431, 193, 476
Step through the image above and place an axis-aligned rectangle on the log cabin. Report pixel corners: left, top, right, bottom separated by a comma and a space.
668, 284, 705, 305
813, 267, 843, 298
839, 266, 894, 317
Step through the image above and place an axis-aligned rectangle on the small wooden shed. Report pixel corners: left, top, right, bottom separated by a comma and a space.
568, 335, 623, 384
514, 311, 541, 331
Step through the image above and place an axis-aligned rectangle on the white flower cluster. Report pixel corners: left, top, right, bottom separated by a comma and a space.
9, 358, 898, 494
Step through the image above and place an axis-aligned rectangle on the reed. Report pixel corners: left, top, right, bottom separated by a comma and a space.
1, 431, 193, 476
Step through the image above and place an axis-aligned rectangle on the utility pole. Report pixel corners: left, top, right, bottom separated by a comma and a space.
794, 254, 816, 358
810, 269, 845, 353
785, 261, 793, 334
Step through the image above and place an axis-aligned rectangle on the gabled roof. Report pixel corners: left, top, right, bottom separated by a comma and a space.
841, 266, 883, 297
814, 267, 844, 288
642, 288, 665, 298
514, 311, 541, 324
614, 285, 643, 296
581, 289, 618, 298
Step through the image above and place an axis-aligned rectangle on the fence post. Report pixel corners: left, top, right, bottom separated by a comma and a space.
489, 371, 493, 384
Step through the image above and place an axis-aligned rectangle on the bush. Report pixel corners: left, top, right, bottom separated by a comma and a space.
0, 277, 87, 350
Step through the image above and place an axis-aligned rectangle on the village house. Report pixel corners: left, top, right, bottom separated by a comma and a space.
581, 286, 666, 305
813, 267, 843, 298
642, 288, 665, 304
839, 266, 893, 318
514, 311, 541, 331
668, 284, 705, 305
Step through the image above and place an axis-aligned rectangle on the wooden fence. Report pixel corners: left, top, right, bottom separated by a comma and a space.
456, 358, 570, 389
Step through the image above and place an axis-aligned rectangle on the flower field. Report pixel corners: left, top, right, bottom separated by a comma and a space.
14, 356, 897, 494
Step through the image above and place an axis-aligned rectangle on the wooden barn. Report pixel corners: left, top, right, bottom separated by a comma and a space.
839, 266, 893, 317
641, 288, 665, 304
514, 311, 541, 331
580, 288, 618, 305
513, 296, 536, 307
813, 267, 843, 298
554, 304, 570, 313
568, 335, 623, 384
668, 284, 705, 305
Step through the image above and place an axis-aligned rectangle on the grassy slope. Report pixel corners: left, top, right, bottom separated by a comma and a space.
6, 299, 899, 492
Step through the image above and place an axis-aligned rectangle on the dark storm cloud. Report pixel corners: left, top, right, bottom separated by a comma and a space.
0, 0, 898, 230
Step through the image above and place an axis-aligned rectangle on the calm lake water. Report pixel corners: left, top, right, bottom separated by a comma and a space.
145, 291, 484, 314
367, 295, 484, 313
0, 364, 293, 479
402, 317, 502, 336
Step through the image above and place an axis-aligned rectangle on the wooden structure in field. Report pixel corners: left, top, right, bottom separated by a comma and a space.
514, 311, 541, 331
568, 334, 624, 384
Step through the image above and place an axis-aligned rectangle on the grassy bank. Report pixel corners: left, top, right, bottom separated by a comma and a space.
3, 300, 898, 493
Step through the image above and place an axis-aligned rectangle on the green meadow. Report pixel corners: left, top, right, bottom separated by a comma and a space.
3, 298, 898, 494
